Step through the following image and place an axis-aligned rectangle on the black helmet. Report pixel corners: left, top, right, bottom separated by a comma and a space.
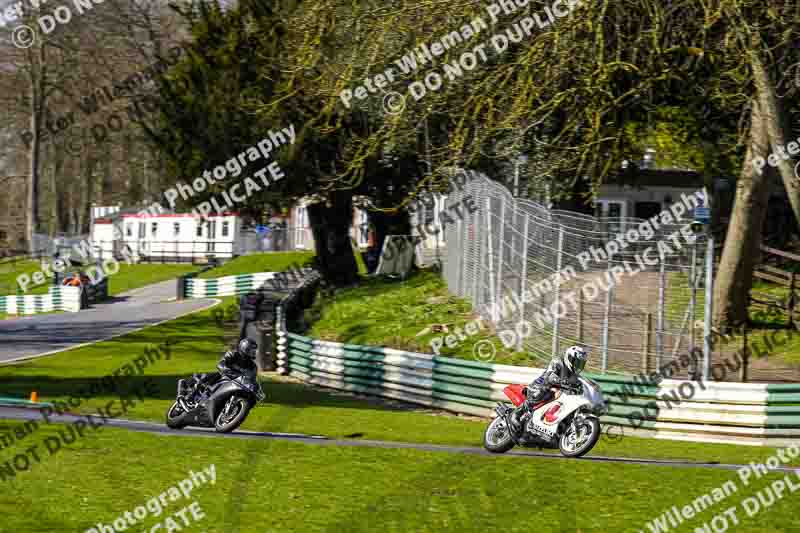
238, 338, 258, 359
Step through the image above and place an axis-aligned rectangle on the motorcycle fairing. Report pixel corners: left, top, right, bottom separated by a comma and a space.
527, 393, 593, 439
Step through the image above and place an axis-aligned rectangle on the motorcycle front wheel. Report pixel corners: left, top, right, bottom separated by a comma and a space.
483, 415, 515, 453
214, 394, 252, 433
559, 415, 600, 458
166, 401, 188, 429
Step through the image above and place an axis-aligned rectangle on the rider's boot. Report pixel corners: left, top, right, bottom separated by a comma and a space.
509, 407, 526, 435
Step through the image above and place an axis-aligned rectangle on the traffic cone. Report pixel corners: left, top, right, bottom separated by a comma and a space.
30, 391, 38, 402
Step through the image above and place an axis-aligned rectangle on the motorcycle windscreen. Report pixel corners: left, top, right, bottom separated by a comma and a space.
503, 384, 527, 406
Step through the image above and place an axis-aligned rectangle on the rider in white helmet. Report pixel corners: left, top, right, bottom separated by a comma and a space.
510, 345, 589, 434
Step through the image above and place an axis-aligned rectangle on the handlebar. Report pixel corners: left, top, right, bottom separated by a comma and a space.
553, 382, 582, 394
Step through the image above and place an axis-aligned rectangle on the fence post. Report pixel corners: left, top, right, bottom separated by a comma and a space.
739, 323, 749, 382
601, 254, 614, 373
577, 297, 584, 344
689, 242, 697, 362
643, 312, 652, 374
485, 197, 497, 322
472, 195, 481, 307
454, 217, 462, 294
551, 226, 564, 358
702, 231, 715, 382
657, 247, 666, 368
789, 271, 796, 329
517, 215, 530, 352
461, 202, 469, 298
496, 196, 506, 323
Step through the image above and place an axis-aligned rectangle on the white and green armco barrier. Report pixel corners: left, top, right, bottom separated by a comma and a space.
276, 334, 800, 446
274, 289, 799, 446
183, 272, 278, 298
0, 286, 82, 315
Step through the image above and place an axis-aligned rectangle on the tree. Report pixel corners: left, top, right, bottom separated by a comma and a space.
713, 100, 772, 327
145, 0, 428, 285
293, 0, 800, 330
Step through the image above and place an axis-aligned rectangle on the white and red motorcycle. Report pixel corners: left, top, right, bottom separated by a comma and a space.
483, 376, 608, 457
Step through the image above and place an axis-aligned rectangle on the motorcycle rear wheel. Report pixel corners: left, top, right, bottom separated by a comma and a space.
559, 415, 600, 458
166, 401, 188, 429
483, 415, 515, 453
214, 394, 252, 433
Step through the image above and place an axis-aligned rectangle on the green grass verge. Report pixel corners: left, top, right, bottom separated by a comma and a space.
307, 270, 547, 366
0, 259, 50, 295
106, 263, 199, 296
198, 251, 314, 279
0, 261, 198, 297
1, 421, 798, 533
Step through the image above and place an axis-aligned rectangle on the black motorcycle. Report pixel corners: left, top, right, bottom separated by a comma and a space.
166, 362, 265, 433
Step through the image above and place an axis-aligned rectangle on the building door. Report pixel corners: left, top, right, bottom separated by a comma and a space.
294, 205, 309, 249
593, 200, 626, 240
137, 222, 147, 258
207, 221, 216, 252
635, 201, 662, 220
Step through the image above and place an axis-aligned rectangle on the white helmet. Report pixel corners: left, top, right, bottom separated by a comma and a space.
564, 345, 588, 374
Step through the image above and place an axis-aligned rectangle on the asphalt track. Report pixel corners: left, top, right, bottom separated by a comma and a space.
1, 277, 797, 474
0, 280, 217, 364
2, 406, 798, 474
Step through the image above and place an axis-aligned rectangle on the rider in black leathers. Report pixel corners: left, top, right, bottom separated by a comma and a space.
189, 338, 258, 396
509, 345, 588, 434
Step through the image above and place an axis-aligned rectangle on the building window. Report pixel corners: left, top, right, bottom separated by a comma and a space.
151, 222, 158, 237
173, 222, 180, 237
196, 224, 203, 237
126, 224, 133, 237
222, 221, 229, 237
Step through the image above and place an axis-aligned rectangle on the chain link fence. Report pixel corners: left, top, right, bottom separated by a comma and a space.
441, 171, 711, 377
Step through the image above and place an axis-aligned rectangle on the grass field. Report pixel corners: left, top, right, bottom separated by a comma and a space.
2, 293, 800, 531
0, 259, 50, 295
1, 420, 797, 533
0, 260, 198, 297
198, 251, 314, 279
107, 263, 199, 295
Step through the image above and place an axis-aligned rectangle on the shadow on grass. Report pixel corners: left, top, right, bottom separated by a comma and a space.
0, 374, 410, 413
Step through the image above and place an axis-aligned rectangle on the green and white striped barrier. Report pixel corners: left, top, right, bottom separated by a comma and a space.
275, 330, 800, 446
184, 272, 279, 298
0, 286, 82, 315
0, 396, 54, 408
271, 272, 800, 447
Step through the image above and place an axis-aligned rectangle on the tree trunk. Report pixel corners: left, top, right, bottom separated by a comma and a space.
749, 44, 800, 228
306, 192, 359, 287
551, 170, 593, 214
50, 142, 65, 235
27, 109, 41, 252
369, 209, 412, 260
713, 100, 771, 330
78, 156, 96, 235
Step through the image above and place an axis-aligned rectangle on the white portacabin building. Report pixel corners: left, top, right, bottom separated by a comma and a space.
92, 211, 242, 261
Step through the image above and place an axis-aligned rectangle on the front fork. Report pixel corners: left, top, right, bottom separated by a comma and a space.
495, 404, 521, 444
220, 396, 236, 420
569, 412, 589, 440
